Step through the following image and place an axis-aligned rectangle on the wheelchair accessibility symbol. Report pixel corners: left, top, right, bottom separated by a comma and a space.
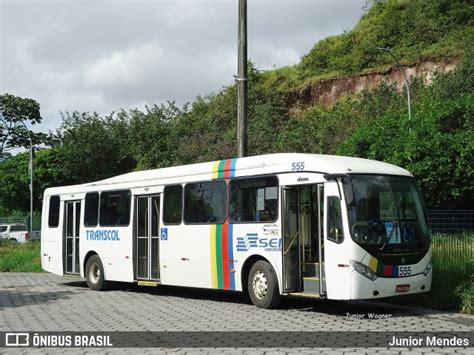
160, 228, 168, 240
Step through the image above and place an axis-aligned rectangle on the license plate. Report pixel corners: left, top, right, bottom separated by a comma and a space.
396, 284, 410, 292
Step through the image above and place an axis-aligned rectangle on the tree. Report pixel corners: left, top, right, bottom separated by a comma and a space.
51, 111, 137, 184
0, 149, 65, 213
0, 93, 45, 155
338, 56, 474, 208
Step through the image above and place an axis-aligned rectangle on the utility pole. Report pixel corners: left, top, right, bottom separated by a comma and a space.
29, 137, 33, 235
20, 121, 33, 234
378, 47, 412, 128
236, 0, 248, 157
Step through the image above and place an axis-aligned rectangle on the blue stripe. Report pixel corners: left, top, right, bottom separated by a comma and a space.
228, 224, 235, 290
392, 266, 398, 277
230, 159, 237, 178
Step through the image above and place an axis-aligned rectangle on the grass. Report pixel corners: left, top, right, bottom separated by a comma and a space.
0, 240, 42, 272
389, 233, 473, 314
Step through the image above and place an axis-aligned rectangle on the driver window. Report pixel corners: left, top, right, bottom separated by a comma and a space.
327, 196, 344, 243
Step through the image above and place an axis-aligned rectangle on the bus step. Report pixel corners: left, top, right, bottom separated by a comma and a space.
303, 276, 324, 294
302, 262, 324, 277
136, 280, 160, 287
288, 292, 321, 299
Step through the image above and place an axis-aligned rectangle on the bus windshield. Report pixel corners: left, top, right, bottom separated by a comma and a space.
343, 175, 430, 253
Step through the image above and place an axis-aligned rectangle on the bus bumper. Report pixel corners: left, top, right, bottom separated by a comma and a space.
350, 269, 432, 299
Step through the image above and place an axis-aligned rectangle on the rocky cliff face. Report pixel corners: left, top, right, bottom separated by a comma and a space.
290, 59, 460, 107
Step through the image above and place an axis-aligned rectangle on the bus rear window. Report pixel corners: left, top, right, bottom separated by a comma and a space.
84, 192, 99, 227
163, 185, 183, 225
99, 190, 131, 226
48, 195, 60, 228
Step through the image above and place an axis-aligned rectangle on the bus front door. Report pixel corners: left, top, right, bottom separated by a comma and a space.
135, 195, 161, 281
282, 184, 325, 296
64, 200, 81, 275
323, 180, 351, 299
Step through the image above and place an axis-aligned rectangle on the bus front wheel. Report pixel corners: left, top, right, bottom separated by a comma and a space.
248, 260, 281, 309
85, 255, 109, 291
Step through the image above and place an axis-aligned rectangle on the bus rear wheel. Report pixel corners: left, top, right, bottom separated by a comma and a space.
85, 255, 109, 291
247, 260, 281, 309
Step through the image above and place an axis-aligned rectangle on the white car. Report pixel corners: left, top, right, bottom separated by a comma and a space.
0, 223, 30, 243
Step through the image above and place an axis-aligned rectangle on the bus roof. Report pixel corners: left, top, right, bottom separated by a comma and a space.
44, 153, 412, 195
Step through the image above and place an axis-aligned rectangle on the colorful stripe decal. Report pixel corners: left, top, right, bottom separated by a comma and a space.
212, 161, 220, 180
368, 256, 400, 277
210, 225, 218, 288
210, 223, 235, 290
210, 159, 237, 289
227, 224, 235, 290
221, 223, 230, 289
212, 159, 237, 179
216, 224, 223, 288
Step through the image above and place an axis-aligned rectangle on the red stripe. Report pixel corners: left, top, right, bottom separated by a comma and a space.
384, 265, 392, 276
223, 159, 232, 179
221, 223, 230, 289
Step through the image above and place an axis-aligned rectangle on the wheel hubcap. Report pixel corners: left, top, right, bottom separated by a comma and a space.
89, 263, 100, 284
252, 270, 268, 299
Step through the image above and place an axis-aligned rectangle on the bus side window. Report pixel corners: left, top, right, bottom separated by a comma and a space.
228, 176, 278, 223
48, 195, 61, 228
184, 181, 226, 224
99, 190, 131, 227
163, 185, 183, 225
84, 192, 99, 227
327, 196, 344, 243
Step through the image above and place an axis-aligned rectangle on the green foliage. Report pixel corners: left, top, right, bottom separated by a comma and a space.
53, 112, 136, 184
431, 233, 473, 313
0, 153, 30, 211
126, 103, 185, 169
338, 55, 474, 208
0, 150, 63, 212
391, 233, 473, 313
0, 93, 46, 156
172, 65, 289, 165
0, 240, 42, 272
298, 0, 473, 78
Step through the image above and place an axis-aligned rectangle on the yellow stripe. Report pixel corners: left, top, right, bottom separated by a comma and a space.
137, 280, 159, 287
368, 256, 378, 272
210, 225, 217, 288
212, 161, 220, 179
288, 292, 321, 299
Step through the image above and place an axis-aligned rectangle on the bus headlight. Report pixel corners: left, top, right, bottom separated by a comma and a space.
423, 261, 432, 276
350, 260, 378, 281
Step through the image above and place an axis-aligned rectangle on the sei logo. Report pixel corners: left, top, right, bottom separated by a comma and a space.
236, 233, 282, 252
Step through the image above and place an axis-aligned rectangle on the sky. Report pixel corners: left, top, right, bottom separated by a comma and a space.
0, 0, 366, 133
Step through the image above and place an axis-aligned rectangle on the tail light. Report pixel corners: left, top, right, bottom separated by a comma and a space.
25, 232, 30, 240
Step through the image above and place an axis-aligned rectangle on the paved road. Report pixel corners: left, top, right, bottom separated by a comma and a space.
0, 273, 472, 354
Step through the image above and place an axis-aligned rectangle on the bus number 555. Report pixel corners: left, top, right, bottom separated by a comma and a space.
292, 162, 305, 171
399, 266, 411, 276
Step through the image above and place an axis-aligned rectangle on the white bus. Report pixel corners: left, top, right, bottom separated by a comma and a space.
41, 153, 432, 308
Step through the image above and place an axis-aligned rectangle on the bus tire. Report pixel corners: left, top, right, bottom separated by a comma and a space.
85, 255, 109, 291
248, 260, 281, 309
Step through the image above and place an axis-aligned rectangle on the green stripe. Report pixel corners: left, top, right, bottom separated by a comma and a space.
216, 224, 223, 289
376, 262, 385, 275
217, 160, 226, 179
